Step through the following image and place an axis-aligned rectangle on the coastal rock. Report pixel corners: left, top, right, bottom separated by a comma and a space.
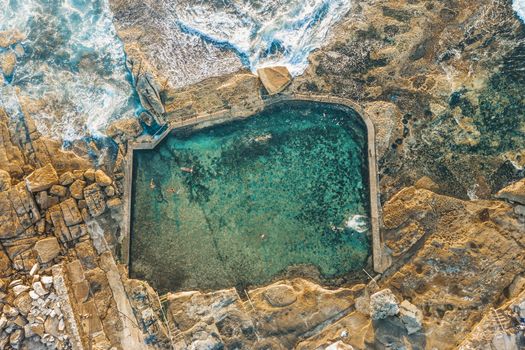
370, 289, 399, 320
95, 169, 112, 186
25, 164, 59, 192
496, 179, 525, 205
106, 118, 143, 138
0, 30, 25, 48
263, 284, 297, 307
34, 237, 60, 264
83, 168, 95, 182
59, 198, 82, 227
399, 300, 423, 334
49, 184, 67, 197
257, 66, 292, 95
83, 184, 106, 217
0, 169, 11, 191
326, 341, 354, 350
69, 179, 85, 200
136, 72, 165, 118
59, 171, 75, 186
1, 51, 16, 76
106, 198, 122, 210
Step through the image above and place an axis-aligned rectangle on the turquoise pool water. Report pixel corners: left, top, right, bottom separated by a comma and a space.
130, 101, 370, 292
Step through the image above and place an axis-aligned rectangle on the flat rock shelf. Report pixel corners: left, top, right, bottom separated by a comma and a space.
129, 101, 371, 293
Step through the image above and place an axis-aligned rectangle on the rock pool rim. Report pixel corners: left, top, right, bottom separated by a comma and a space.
121, 93, 385, 289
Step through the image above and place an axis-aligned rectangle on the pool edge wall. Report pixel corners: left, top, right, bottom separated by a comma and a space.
121, 94, 388, 285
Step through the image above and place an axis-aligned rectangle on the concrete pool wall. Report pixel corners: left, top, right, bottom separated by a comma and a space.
121, 93, 388, 284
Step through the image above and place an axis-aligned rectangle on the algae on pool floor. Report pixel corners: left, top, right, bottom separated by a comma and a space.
130, 101, 371, 293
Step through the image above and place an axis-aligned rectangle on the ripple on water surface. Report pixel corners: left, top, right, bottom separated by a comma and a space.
0, 0, 140, 140
130, 101, 371, 293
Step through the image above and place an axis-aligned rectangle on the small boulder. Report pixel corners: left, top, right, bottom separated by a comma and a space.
49, 184, 67, 197
0, 170, 11, 191
69, 179, 86, 200
84, 184, 106, 217
59, 171, 75, 186
257, 66, 292, 95
326, 341, 354, 350
25, 164, 59, 192
107, 197, 122, 210
105, 185, 115, 197
84, 168, 95, 182
496, 179, 525, 205
95, 169, 112, 186
370, 288, 399, 320
34, 237, 61, 264
399, 300, 423, 334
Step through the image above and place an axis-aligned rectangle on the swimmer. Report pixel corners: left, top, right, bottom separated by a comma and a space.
149, 179, 156, 189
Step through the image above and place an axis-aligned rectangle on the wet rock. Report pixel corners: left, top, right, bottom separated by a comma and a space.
83, 168, 95, 182
263, 284, 297, 307
59, 171, 75, 186
25, 164, 59, 192
49, 185, 67, 197
83, 184, 106, 217
34, 237, 60, 264
136, 72, 165, 117
1, 51, 16, 76
69, 179, 85, 200
106, 117, 143, 138
0, 169, 11, 191
95, 169, 112, 186
0, 30, 25, 48
257, 66, 292, 95
370, 289, 399, 320
496, 179, 525, 205
59, 198, 82, 226
398, 300, 423, 334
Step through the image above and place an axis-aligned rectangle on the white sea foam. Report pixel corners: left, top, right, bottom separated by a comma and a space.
345, 214, 369, 233
0, 0, 138, 141
175, 0, 352, 76
514, 0, 525, 22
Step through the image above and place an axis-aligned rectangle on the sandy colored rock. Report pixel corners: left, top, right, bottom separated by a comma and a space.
84, 183, 106, 217
59, 198, 82, 226
0, 30, 25, 48
95, 169, 112, 186
34, 237, 60, 264
415, 176, 440, 192
263, 284, 297, 307
0, 169, 11, 191
69, 179, 86, 199
25, 164, 59, 192
496, 179, 525, 205
59, 171, 75, 186
49, 184, 67, 197
1, 51, 16, 76
84, 168, 95, 182
106, 197, 122, 209
106, 117, 143, 138
257, 66, 292, 95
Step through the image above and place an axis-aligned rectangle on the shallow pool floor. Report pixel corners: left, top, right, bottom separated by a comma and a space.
130, 102, 370, 292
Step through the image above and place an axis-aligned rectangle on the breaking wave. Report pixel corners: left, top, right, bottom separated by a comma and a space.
0, 0, 140, 141
174, 0, 352, 76
514, 0, 525, 22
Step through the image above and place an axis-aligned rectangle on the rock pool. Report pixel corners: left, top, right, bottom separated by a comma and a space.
130, 101, 371, 293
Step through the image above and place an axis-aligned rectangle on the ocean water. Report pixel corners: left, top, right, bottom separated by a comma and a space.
174, 0, 352, 76
0, 0, 140, 140
514, 0, 525, 22
130, 101, 370, 292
